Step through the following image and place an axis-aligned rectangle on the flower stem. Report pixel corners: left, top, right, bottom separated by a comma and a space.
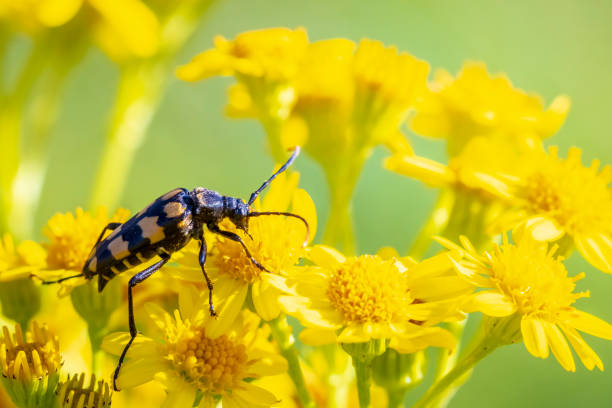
412, 325, 497, 408
269, 315, 315, 408
353, 358, 372, 408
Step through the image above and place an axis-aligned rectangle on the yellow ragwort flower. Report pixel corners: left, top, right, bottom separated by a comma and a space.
438, 234, 612, 371
488, 146, 612, 274
170, 171, 316, 321
410, 61, 570, 156
0, 234, 46, 281
276, 245, 471, 353
0, 321, 61, 381
33, 207, 130, 291
103, 284, 287, 407
57, 373, 112, 408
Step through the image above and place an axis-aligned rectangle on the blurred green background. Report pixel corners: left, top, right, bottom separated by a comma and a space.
8, 0, 612, 406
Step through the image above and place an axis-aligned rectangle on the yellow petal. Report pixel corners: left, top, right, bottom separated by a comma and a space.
521, 316, 549, 359
542, 321, 575, 372
229, 382, 280, 406
251, 279, 282, 321
471, 291, 516, 316
101, 332, 158, 358
560, 324, 603, 371
384, 154, 455, 188
205, 278, 248, 338
306, 245, 345, 268
390, 326, 456, 353
291, 188, 317, 244
116, 356, 167, 389
298, 327, 338, 346
524, 217, 565, 241
563, 310, 612, 340
161, 381, 197, 408
247, 352, 288, 376
36, 0, 82, 27
575, 234, 612, 274
337, 324, 370, 343
410, 276, 474, 301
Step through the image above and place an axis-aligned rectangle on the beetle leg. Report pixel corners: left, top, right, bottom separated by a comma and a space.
113, 255, 169, 392
207, 223, 271, 273
197, 233, 216, 317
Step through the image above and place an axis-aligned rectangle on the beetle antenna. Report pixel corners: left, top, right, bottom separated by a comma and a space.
31, 273, 85, 285
248, 147, 300, 206
247, 211, 310, 247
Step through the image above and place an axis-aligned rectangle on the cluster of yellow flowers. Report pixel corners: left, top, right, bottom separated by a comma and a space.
0, 25, 611, 408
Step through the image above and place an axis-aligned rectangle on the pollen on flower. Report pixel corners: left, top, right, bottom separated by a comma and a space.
522, 147, 612, 237
166, 322, 249, 394
210, 216, 305, 283
326, 255, 411, 324
57, 373, 112, 408
487, 239, 588, 317
0, 322, 60, 382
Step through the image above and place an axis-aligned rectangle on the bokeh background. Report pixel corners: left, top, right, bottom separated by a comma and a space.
5, 0, 612, 406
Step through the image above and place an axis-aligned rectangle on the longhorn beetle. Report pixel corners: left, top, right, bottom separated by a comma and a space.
41, 147, 308, 391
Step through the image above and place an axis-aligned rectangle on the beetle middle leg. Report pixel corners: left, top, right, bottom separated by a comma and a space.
197, 232, 216, 317
207, 223, 271, 273
113, 255, 169, 391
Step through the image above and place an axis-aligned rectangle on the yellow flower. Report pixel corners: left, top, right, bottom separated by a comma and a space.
487, 146, 612, 274
102, 284, 287, 407
410, 61, 570, 156
276, 245, 470, 352
438, 234, 612, 371
0, 321, 62, 408
169, 171, 316, 321
0, 234, 46, 281
57, 373, 112, 408
32, 207, 130, 292
0, 0, 160, 59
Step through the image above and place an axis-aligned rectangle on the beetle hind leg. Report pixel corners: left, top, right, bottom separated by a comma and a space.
198, 237, 216, 317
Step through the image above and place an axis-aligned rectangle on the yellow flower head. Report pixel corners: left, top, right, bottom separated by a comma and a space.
277, 245, 470, 353
0, 321, 61, 381
410, 61, 570, 156
171, 171, 316, 321
0, 234, 46, 281
177, 27, 309, 83
57, 373, 112, 408
438, 234, 612, 371
103, 284, 287, 407
490, 146, 612, 274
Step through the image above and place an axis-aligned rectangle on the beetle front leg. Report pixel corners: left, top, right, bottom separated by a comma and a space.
197, 233, 216, 317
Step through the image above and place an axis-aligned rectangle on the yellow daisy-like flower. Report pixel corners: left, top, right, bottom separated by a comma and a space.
410, 61, 570, 156
0, 234, 46, 281
276, 245, 470, 352
0, 0, 160, 59
57, 373, 112, 408
170, 171, 316, 321
102, 284, 287, 407
438, 234, 612, 371
486, 146, 612, 274
31, 207, 130, 291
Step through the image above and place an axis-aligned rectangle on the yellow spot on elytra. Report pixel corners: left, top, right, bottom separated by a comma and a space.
164, 202, 186, 218
107, 236, 130, 260
137, 216, 165, 244
87, 256, 97, 272
161, 188, 183, 201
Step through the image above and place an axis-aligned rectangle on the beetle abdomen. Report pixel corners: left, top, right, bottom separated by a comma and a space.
83, 188, 195, 291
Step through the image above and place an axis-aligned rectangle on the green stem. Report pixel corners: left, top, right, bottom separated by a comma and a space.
388, 389, 406, 408
269, 315, 315, 408
408, 189, 455, 259
412, 325, 497, 408
433, 320, 466, 382
353, 358, 372, 408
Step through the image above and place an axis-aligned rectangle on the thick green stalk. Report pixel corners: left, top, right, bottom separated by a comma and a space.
353, 358, 372, 408
269, 315, 315, 408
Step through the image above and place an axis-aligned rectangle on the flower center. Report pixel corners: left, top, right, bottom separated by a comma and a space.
166, 324, 248, 393
524, 149, 612, 236
58, 373, 112, 408
210, 218, 304, 283
0, 322, 61, 381
326, 255, 411, 324
488, 242, 587, 317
